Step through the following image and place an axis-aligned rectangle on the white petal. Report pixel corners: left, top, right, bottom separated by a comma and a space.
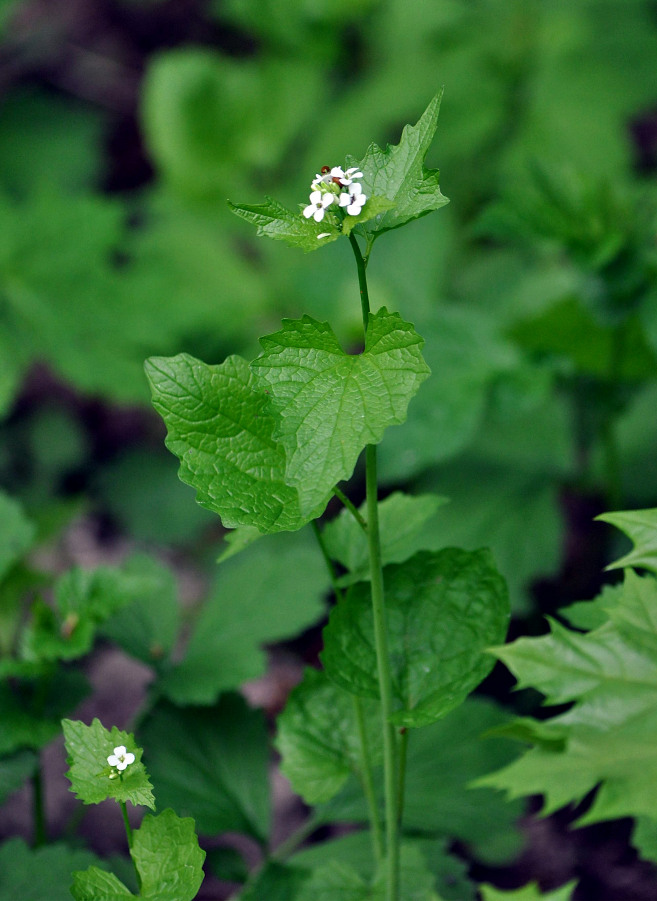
303, 204, 315, 218
107, 755, 119, 767
338, 193, 350, 207
124, 752, 135, 766
321, 193, 334, 208
116, 759, 129, 771
313, 208, 326, 222
113, 746, 127, 757
308, 190, 322, 204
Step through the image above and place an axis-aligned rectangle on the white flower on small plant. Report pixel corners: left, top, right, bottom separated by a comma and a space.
338, 183, 367, 216
108, 745, 135, 772
303, 190, 335, 222
338, 167, 363, 186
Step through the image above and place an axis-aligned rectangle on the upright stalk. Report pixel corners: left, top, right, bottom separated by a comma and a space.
349, 232, 400, 900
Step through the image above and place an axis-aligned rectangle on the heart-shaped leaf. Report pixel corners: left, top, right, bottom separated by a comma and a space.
145, 353, 328, 533
321, 549, 509, 727
251, 308, 430, 515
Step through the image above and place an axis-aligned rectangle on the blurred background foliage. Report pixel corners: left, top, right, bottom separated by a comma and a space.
1, 0, 657, 606
2, 1, 657, 897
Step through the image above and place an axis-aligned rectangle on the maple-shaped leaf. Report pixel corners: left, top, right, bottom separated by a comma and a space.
479, 567, 657, 825
347, 92, 449, 247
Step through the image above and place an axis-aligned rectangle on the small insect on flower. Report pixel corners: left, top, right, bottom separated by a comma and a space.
107, 745, 135, 772
303, 190, 335, 223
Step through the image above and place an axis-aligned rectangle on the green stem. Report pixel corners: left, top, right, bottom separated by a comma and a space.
120, 799, 141, 891
333, 485, 368, 532
311, 520, 383, 856
353, 694, 384, 864
349, 231, 400, 900
32, 760, 46, 847
396, 728, 409, 829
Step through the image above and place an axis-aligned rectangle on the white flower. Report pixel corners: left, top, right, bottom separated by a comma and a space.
338, 183, 367, 216
339, 167, 363, 186
303, 190, 334, 222
108, 745, 135, 771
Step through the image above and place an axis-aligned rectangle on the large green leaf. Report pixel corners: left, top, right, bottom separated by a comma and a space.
294, 844, 439, 901
71, 810, 205, 901
0, 839, 102, 901
292, 833, 475, 901
276, 668, 382, 804
251, 308, 430, 515
62, 718, 155, 810
145, 353, 326, 532
321, 549, 509, 727
138, 695, 270, 842
348, 93, 449, 246
318, 697, 524, 864
159, 529, 327, 705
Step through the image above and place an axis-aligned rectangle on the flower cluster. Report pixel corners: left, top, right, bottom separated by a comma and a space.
107, 745, 135, 774
303, 165, 367, 224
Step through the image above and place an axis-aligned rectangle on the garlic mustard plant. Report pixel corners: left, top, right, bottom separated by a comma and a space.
146, 94, 509, 901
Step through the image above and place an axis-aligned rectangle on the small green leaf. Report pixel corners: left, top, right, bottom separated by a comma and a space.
100, 555, 180, 667
597, 507, 657, 574
229, 196, 340, 252
0, 491, 35, 582
321, 549, 509, 727
70, 867, 132, 900
131, 809, 205, 900
322, 491, 448, 585
0, 749, 38, 803
348, 93, 449, 245
276, 668, 382, 804
72, 810, 205, 901
252, 308, 430, 516
62, 718, 155, 810
145, 353, 327, 532
479, 881, 577, 901
138, 695, 270, 842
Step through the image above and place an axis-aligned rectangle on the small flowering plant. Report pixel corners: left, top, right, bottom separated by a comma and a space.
147, 94, 509, 901
62, 717, 205, 900
228, 93, 447, 256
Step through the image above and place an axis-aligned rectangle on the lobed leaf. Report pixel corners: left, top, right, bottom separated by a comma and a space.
229, 196, 341, 252
348, 92, 449, 245
597, 507, 657, 574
